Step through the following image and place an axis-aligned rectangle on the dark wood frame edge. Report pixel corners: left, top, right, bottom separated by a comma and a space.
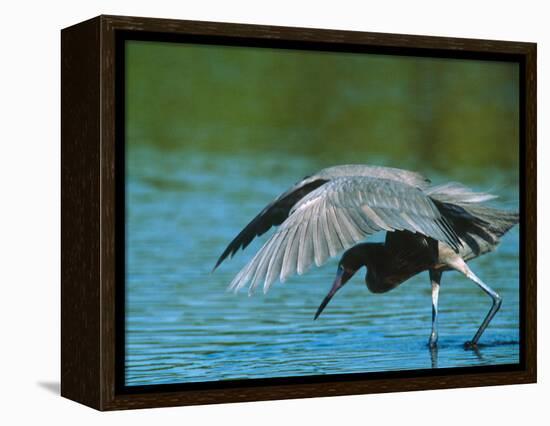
61, 14, 537, 411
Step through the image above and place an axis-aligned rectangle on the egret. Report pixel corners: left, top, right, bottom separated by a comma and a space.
214, 165, 518, 347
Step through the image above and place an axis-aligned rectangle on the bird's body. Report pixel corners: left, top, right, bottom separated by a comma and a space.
358, 234, 437, 294
214, 165, 519, 347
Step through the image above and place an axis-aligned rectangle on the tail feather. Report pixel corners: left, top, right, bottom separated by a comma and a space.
460, 205, 519, 238
426, 182, 498, 204
428, 182, 519, 255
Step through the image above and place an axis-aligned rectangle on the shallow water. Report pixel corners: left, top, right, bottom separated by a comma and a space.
125, 146, 520, 387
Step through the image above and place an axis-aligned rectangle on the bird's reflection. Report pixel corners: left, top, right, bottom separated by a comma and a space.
428, 343, 484, 368
469, 344, 484, 361
429, 345, 439, 368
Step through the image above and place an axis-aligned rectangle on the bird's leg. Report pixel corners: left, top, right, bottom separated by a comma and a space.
448, 258, 502, 347
428, 269, 442, 348
464, 268, 502, 347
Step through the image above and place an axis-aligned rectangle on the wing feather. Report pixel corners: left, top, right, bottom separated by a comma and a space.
280, 223, 301, 283
347, 207, 379, 234
296, 208, 313, 275
264, 228, 292, 291
325, 205, 344, 257
248, 232, 280, 294
334, 207, 361, 245
216, 165, 432, 270
319, 201, 335, 257
228, 175, 461, 293
311, 201, 324, 267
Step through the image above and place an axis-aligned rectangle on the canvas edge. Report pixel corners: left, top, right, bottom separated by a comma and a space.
60, 14, 537, 411
60, 16, 103, 410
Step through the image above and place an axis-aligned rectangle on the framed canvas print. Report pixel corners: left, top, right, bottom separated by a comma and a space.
61, 15, 536, 411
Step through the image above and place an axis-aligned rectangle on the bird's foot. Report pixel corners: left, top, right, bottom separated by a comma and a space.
464, 341, 478, 349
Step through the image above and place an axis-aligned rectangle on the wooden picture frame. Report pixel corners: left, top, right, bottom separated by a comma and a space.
61, 14, 536, 411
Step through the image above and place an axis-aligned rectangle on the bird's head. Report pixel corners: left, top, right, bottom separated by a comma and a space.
314, 245, 371, 320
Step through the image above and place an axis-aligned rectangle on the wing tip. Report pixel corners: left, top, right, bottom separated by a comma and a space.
212, 258, 223, 272
213, 247, 232, 271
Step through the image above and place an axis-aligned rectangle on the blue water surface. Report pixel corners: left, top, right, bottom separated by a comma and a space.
125, 146, 520, 386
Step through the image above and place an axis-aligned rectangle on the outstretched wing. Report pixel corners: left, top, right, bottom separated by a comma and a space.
229, 176, 460, 295
214, 165, 430, 269
213, 178, 329, 270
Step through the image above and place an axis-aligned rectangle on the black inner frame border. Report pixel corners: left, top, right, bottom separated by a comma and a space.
114, 29, 527, 395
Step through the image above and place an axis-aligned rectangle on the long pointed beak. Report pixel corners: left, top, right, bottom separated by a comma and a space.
314, 267, 347, 320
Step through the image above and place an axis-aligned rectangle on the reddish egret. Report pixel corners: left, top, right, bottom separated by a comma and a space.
214, 165, 518, 347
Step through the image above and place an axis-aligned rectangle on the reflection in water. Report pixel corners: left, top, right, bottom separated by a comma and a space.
429, 344, 485, 369
469, 345, 485, 362
430, 345, 438, 369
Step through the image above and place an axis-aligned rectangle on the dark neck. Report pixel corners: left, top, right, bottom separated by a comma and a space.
341, 242, 386, 271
